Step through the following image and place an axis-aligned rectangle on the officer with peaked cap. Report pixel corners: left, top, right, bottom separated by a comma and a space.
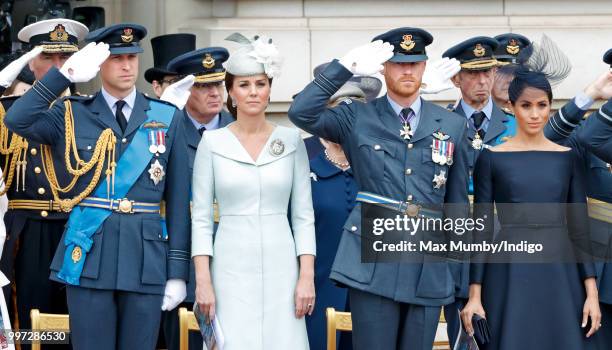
3, 23, 191, 350
442, 35, 517, 347
158, 46, 233, 350
0, 18, 87, 345
544, 49, 612, 348
493, 33, 531, 66
491, 33, 532, 110
145, 33, 196, 98
289, 27, 470, 350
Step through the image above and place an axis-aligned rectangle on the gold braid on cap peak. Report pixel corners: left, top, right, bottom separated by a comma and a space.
194, 72, 226, 84
41, 100, 117, 212
39, 44, 79, 53
0, 103, 29, 195
460, 59, 499, 70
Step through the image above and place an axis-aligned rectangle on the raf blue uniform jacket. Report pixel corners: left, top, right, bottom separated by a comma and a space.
182, 108, 233, 302
288, 60, 470, 306
4, 67, 192, 295
545, 98, 612, 303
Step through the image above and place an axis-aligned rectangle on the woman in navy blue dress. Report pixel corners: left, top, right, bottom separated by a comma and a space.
460, 51, 602, 349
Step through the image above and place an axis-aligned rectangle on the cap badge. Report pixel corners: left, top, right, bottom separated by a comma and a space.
49, 24, 68, 42
121, 28, 134, 43
473, 43, 486, 58
400, 34, 415, 52
506, 38, 520, 55
202, 53, 216, 69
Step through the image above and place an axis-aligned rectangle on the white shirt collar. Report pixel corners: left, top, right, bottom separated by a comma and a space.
386, 95, 422, 118
101, 86, 137, 115
460, 97, 493, 120
187, 111, 220, 131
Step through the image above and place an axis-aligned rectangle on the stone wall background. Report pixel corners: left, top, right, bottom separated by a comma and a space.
70, 0, 612, 122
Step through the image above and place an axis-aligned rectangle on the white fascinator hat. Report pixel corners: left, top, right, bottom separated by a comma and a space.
224, 33, 282, 79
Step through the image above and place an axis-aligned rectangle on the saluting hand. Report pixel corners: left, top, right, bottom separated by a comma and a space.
160, 74, 195, 110
339, 40, 394, 76
59, 42, 110, 83
584, 70, 612, 101
420, 57, 461, 94
0, 46, 43, 88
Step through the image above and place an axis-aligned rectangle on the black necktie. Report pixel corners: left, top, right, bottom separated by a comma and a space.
115, 100, 128, 133
471, 111, 486, 138
198, 126, 206, 136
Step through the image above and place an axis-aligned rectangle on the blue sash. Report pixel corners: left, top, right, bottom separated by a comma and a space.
57, 100, 176, 285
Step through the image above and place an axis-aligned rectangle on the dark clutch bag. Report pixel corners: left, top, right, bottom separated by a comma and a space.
471, 313, 491, 344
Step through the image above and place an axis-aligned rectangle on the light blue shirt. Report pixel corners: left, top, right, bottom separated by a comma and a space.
187, 112, 220, 131
386, 95, 422, 131
460, 97, 493, 132
101, 86, 136, 121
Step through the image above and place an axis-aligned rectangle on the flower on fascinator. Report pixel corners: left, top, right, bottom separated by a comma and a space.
248, 35, 282, 79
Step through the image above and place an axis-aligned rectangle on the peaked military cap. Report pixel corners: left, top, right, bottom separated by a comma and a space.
86, 23, 147, 54
314, 62, 382, 102
494, 33, 531, 65
144, 33, 196, 83
443, 36, 499, 71
372, 27, 433, 63
167, 47, 229, 84
18, 18, 88, 53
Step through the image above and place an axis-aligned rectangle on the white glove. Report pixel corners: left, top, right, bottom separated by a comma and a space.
160, 75, 195, 110
59, 42, 110, 83
161, 278, 187, 311
0, 46, 43, 88
339, 40, 394, 76
420, 57, 461, 94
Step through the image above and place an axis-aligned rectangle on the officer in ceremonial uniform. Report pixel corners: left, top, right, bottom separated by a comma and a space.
0, 18, 88, 345
492, 33, 531, 111
158, 46, 233, 350
544, 49, 612, 347
442, 36, 517, 346
4, 23, 191, 350
145, 33, 197, 98
289, 27, 470, 350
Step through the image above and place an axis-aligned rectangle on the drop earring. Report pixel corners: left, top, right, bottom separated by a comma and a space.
231, 98, 236, 108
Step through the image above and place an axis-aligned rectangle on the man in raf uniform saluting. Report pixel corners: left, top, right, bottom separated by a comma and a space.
4, 23, 191, 350
544, 49, 612, 348
289, 27, 470, 350
441, 36, 517, 346
0, 18, 88, 344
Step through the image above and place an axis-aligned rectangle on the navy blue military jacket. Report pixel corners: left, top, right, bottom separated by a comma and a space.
181, 108, 233, 302
4, 67, 191, 295
289, 60, 470, 306
454, 102, 516, 191
545, 98, 612, 302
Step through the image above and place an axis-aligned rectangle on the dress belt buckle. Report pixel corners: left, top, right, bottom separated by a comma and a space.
116, 198, 134, 214
404, 203, 420, 217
